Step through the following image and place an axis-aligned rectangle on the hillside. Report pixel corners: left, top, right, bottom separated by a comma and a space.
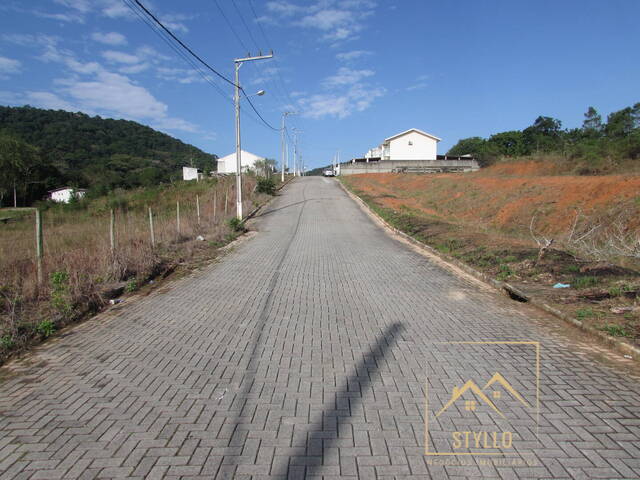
0, 106, 216, 204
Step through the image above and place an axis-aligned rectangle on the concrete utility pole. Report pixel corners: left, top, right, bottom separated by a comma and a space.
281, 111, 296, 183
292, 129, 303, 177
234, 52, 272, 220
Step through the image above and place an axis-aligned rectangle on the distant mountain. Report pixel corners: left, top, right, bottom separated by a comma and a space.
0, 105, 217, 199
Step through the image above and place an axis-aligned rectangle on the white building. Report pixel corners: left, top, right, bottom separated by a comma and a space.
49, 187, 87, 203
182, 166, 203, 181
364, 128, 441, 161
216, 150, 265, 174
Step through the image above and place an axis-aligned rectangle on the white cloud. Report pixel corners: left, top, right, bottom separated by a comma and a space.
61, 71, 167, 118
101, 0, 135, 19
160, 13, 191, 34
266, 1, 301, 17
102, 50, 140, 65
406, 74, 429, 91
0, 56, 21, 79
323, 67, 374, 87
25, 91, 77, 111
91, 31, 127, 46
153, 117, 199, 133
119, 63, 150, 74
265, 0, 375, 43
336, 50, 372, 62
54, 0, 91, 13
156, 67, 203, 84
298, 63, 384, 119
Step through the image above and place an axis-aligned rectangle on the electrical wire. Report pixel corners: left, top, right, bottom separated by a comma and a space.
247, 0, 297, 108
126, 0, 281, 132
132, 0, 236, 87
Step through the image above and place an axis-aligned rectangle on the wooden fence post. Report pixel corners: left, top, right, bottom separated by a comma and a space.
176, 201, 181, 235
148, 207, 155, 248
109, 209, 115, 252
35, 209, 43, 285
213, 191, 217, 224
196, 195, 201, 225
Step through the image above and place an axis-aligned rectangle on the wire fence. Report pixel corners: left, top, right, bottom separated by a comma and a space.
0, 176, 263, 302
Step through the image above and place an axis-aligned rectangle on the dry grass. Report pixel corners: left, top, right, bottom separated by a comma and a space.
0, 175, 273, 362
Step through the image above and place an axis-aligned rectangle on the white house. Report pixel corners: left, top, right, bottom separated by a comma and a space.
216, 150, 265, 174
182, 166, 203, 181
49, 187, 87, 203
364, 128, 441, 161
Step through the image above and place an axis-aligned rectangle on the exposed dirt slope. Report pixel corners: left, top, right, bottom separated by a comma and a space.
347, 161, 640, 238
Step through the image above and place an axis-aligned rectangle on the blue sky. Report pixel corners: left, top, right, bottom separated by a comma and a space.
1, 0, 638, 170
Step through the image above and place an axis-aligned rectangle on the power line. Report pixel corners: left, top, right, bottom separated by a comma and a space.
211, 0, 289, 110
127, 0, 280, 132
212, 0, 251, 55
132, 0, 236, 87
123, 0, 231, 103
247, 0, 297, 108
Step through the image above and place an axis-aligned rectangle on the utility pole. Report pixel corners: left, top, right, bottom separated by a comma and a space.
281, 111, 296, 183
292, 129, 303, 177
234, 51, 272, 220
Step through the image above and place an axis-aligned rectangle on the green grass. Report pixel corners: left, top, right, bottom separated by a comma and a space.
572, 276, 599, 289
599, 324, 630, 337
576, 308, 600, 320
496, 264, 514, 281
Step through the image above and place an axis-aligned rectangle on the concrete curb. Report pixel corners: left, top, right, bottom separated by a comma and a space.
338, 179, 640, 359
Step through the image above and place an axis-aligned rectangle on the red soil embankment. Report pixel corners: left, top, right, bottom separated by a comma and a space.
347, 161, 640, 238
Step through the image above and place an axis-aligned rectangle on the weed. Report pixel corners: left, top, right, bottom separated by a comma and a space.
573, 276, 599, 289
435, 243, 451, 254
50, 271, 72, 316
125, 279, 137, 293
502, 255, 518, 263
576, 308, 599, 320
608, 286, 622, 297
227, 217, 245, 233
0, 335, 15, 350
599, 324, 630, 337
563, 264, 580, 274
36, 320, 55, 338
496, 264, 513, 281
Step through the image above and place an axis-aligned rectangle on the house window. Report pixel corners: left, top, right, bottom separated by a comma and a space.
408, 140, 413, 146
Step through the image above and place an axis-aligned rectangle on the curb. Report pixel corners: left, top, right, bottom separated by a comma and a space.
338, 179, 640, 359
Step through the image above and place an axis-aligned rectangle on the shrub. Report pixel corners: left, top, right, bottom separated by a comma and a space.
256, 177, 276, 195
227, 217, 245, 233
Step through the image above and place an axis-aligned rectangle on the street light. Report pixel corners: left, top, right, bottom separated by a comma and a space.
234, 52, 273, 220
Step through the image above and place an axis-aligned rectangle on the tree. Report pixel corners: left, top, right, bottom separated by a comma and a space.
0, 133, 41, 207
605, 107, 635, 137
582, 106, 603, 135
522, 116, 563, 153
487, 131, 526, 157
447, 137, 486, 157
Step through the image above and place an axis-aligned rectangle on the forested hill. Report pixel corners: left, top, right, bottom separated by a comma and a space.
0, 106, 216, 202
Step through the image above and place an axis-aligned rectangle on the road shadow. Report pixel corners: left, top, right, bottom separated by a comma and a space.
272, 322, 405, 478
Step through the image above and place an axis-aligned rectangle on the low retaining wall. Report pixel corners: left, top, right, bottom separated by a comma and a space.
340, 159, 479, 175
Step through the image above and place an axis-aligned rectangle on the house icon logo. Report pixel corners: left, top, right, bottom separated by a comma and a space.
424, 341, 540, 460
436, 372, 531, 419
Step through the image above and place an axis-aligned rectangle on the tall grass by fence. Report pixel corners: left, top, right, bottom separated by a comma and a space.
0, 175, 270, 361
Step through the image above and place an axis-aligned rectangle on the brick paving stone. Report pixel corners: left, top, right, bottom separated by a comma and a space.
1, 177, 639, 479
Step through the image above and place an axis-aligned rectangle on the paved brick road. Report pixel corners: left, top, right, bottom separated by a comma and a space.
1, 177, 639, 479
